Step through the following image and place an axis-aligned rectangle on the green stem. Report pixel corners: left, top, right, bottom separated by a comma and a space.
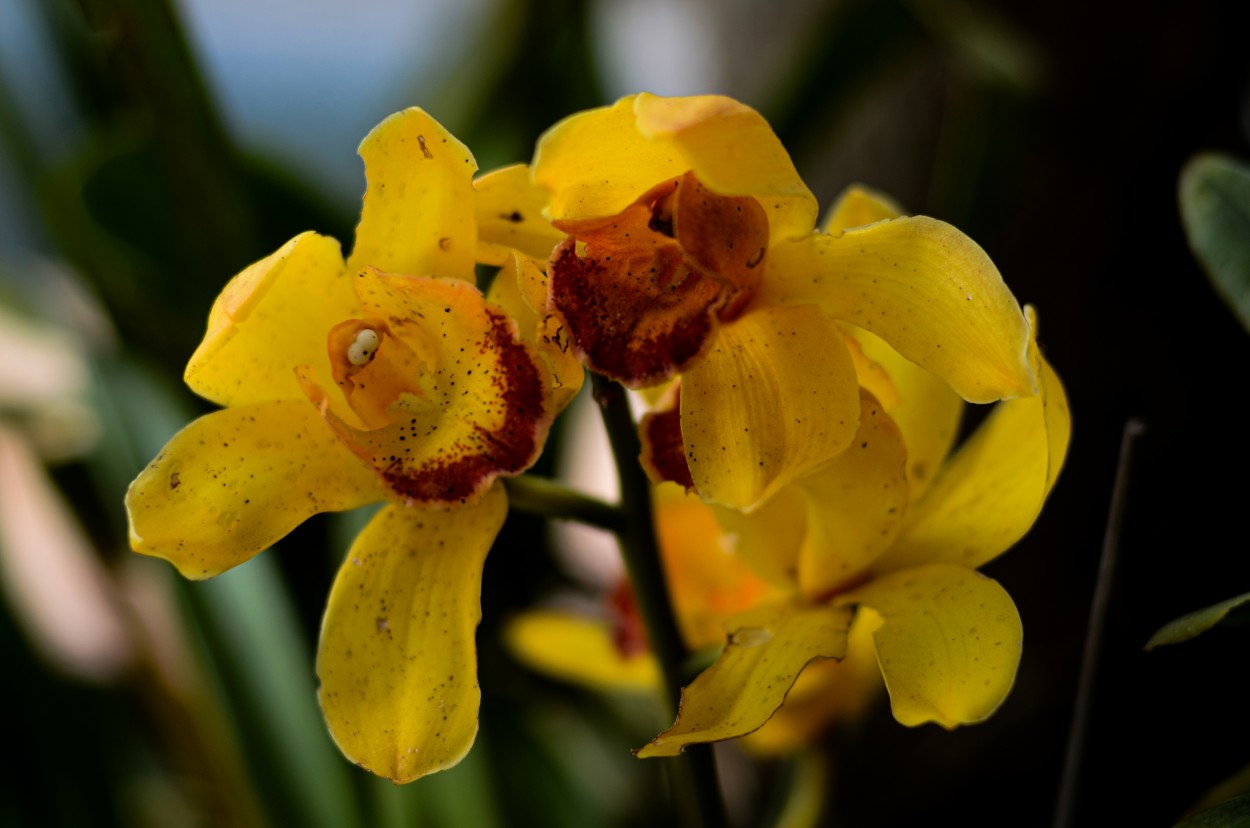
591, 373, 727, 828
502, 475, 623, 532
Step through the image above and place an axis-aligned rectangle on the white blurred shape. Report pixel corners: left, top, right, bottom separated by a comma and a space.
591, 0, 723, 98
0, 425, 133, 682
553, 387, 625, 590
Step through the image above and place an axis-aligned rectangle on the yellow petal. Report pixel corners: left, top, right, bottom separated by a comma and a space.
487, 253, 584, 414
759, 217, 1035, 403
821, 184, 903, 233
836, 563, 1022, 728
710, 486, 806, 591
534, 94, 818, 241
474, 164, 567, 265
185, 232, 359, 408
299, 269, 552, 506
681, 304, 860, 511
504, 609, 660, 692
636, 600, 852, 757
348, 108, 478, 282
654, 483, 775, 650
125, 401, 383, 579
843, 324, 963, 502
743, 607, 884, 755
317, 484, 507, 783
875, 346, 1069, 572
633, 94, 818, 241
795, 390, 909, 598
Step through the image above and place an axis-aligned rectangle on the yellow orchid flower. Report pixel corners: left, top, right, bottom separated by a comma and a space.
509, 93, 1037, 514
125, 109, 560, 783
633, 188, 1070, 755
506, 479, 884, 756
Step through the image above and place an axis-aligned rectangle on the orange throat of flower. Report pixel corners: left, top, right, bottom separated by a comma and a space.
547, 170, 770, 388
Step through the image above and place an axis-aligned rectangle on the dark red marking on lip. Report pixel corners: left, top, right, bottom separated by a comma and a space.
301, 274, 552, 508
379, 306, 550, 504
547, 171, 770, 388
640, 385, 695, 491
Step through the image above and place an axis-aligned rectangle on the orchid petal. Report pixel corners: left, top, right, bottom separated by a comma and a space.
317, 484, 506, 783
474, 164, 567, 265
125, 401, 383, 579
744, 608, 884, 755
487, 253, 583, 415
185, 232, 359, 408
681, 304, 860, 511
796, 390, 909, 598
875, 343, 1069, 572
348, 108, 478, 282
844, 324, 963, 501
760, 217, 1035, 403
534, 94, 818, 241
710, 484, 806, 592
837, 563, 1022, 728
655, 484, 775, 650
821, 184, 903, 233
636, 600, 852, 756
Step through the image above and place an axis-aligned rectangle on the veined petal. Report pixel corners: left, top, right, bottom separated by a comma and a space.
487, 253, 583, 415
125, 401, 383, 579
759, 217, 1035, 403
348, 108, 478, 282
534, 94, 818, 241
299, 270, 552, 506
636, 600, 852, 757
185, 232, 359, 408
681, 304, 860, 511
504, 609, 660, 693
744, 608, 884, 755
655, 483, 775, 650
844, 324, 963, 501
474, 164, 566, 265
874, 343, 1069, 573
836, 564, 1022, 728
317, 485, 506, 783
821, 184, 904, 233
796, 390, 909, 598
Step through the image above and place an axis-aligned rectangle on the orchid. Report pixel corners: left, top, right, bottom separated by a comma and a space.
125, 109, 559, 782
519, 93, 1037, 514
634, 189, 1070, 755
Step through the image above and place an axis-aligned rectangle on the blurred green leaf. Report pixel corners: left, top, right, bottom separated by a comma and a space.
184, 557, 364, 828
1174, 793, 1250, 828
1145, 591, 1250, 651
1180, 153, 1250, 334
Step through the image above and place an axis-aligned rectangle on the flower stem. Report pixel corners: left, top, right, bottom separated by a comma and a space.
502, 475, 624, 532
591, 373, 727, 828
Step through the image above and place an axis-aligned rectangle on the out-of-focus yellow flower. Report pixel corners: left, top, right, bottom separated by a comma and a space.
126, 109, 561, 783
506, 93, 1036, 514
633, 190, 1071, 756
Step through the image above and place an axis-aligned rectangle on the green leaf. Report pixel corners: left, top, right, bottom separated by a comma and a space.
1179, 153, 1250, 334
1145, 591, 1250, 650
1173, 793, 1250, 828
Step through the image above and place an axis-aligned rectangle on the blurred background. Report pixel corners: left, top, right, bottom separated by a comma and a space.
2, 0, 1249, 826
